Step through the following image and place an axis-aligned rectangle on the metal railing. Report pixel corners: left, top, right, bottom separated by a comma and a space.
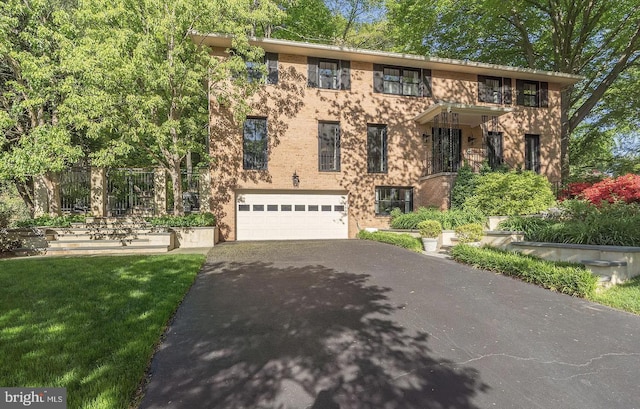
423, 147, 496, 176
167, 170, 202, 213
60, 168, 91, 213
319, 152, 340, 171
107, 168, 156, 216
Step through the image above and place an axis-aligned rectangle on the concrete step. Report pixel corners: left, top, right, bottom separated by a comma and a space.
581, 259, 627, 267
40, 245, 170, 256
48, 239, 151, 248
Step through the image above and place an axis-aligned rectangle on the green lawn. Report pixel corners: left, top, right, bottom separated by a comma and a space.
0, 254, 205, 409
590, 276, 640, 315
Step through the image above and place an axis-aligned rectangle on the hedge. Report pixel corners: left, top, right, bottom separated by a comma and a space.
357, 230, 423, 252
146, 212, 216, 227
450, 245, 597, 298
390, 207, 486, 230
14, 214, 87, 228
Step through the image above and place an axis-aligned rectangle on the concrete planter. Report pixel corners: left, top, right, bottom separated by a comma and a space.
170, 226, 219, 248
421, 238, 438, 252
488, 216, 510, 231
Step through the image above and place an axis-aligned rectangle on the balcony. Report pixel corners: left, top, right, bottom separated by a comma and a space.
422, 145, 502, 177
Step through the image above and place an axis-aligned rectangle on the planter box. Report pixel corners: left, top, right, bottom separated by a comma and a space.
482, 231, 524, 249
509, 241, 640, 284
170, 226, 219, 248
488, 216, 510, 231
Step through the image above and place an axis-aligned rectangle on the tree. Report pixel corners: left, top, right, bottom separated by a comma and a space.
387, 0, 640, 181
0, 0, 84, 215
69, 0, 283, 215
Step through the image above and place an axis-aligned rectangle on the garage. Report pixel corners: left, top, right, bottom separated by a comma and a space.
236, 192, 348, 240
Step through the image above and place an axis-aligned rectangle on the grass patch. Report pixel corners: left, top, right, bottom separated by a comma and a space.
590, 277, 640, 315
357, 230, 423, 252
0, 254, 205, 409
450, 245, 597, 298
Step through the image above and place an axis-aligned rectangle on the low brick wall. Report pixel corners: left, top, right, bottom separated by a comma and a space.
170, 226, 219, 248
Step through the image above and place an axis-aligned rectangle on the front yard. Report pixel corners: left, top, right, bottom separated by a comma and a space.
0, 254, 205, 409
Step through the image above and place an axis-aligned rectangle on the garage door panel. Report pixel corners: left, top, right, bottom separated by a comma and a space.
237, 193, 348, 240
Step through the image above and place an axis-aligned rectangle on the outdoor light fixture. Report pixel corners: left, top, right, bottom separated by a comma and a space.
292, 171, 300, 187
422, 133, 430, 143
467, 136, 476, 144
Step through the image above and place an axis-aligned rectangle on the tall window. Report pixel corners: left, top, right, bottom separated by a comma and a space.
236, 53, 278, 85
367, 124, 388, 173
243, 118, 268, 170
308, 58, 350, 90
375, 187, 413, 215
432, 128, 461, 173
478, 76, 503, 104
486, 132, 504, 170
318, 122, 340, 171
525, 134, 540, 173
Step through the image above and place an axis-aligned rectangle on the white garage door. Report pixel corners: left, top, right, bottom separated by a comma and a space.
236, 192, 348, 240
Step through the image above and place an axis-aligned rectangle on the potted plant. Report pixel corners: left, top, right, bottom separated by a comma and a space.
454, 223, 484, 247
417, 220, 442, 252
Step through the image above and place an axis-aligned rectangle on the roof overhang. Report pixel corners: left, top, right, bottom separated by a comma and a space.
413, 103, 513, 127
189, 32, 584, 87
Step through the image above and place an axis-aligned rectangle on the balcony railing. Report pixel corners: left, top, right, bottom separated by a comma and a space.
422, 146, 501, 177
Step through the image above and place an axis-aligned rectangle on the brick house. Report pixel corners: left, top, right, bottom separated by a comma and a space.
191, 33, 581, 241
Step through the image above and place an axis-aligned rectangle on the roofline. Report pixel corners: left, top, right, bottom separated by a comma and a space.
189, 32, 584, 86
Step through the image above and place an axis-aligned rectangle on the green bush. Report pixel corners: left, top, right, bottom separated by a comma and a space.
146, 212, 216, 227
450, 164, 478, 209
463, 171, 556, 216
357, 230, 423, 252
15, 214, 86, 228
451, 245, 597, 298
390, 207, 486, 230
0, 209, 10, 229
417, 220, 442, 238
499, 201, 640, 246
455, 223, 484, 243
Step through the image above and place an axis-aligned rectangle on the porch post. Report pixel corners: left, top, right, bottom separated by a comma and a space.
90, 167, 107, 217
154, 168, 167, 215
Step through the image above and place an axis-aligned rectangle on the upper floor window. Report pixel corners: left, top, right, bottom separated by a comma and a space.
235, 52, 279, 85
367, 124, 388, 173
243, 118, 268, 170
308, 58, 350, 90
516, 80, 548, 108
478, 76, 512, 104
373, 65, 432, 97
318, 122, 340, 171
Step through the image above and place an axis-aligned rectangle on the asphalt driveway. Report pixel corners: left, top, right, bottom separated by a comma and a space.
139, 240, 640, 409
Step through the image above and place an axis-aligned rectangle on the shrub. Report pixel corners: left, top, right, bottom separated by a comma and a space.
497, 216, 554, 236
581, 174, 640, 205
454, 223, 484, 243
450, 164, 478, 209
451, 245, 597, 298
357, 230, 422, 252
14, 214, 86, 228
146, 212, 216, 227
0, 209, 10, 229
390, 207, 486, 230
463, 171, 556, 216
417, 220, 442, 238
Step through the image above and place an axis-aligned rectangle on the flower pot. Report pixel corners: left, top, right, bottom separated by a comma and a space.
421, 238, 438, 252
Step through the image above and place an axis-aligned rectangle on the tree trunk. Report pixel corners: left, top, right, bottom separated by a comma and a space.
560, 86, 573, 184
13, 178, 35, 216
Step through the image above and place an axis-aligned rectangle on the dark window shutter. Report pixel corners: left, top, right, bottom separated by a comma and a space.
477, 75, 487, 102
516, 79, 525, 106
373, 64, 384, 93
340, 60, 350, 90
307, 57, 319, 88
503, 78, 512, 105
421, 69, 432, 97
540, 81, 549, 107
265, 53, 278, 84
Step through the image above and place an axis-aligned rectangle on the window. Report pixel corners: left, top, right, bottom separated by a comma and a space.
236, 53, 278, 85
375, 187, 413, 215
243, 118, 268, 170
478, 76, 502, 104
431, 128, 461, 173
486, 132, 504, 170
516, 80, 548, 108
374, 65, 431, 97
318, 122, 340, 171
525, 134, 541, 173
308, 58, 350, 90
367, 124, 388, 173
